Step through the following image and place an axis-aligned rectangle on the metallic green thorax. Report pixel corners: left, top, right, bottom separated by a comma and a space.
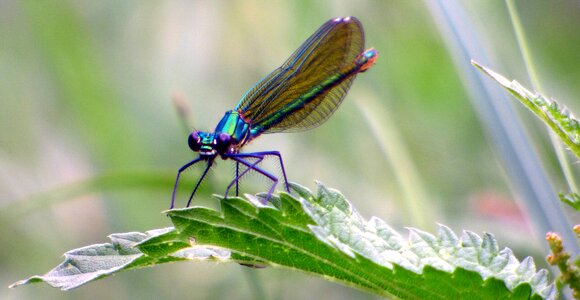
214, 110, 251, 146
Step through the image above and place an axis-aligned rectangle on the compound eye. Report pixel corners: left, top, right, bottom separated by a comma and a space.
215, 133, 232, 152
188, 131, 201, 151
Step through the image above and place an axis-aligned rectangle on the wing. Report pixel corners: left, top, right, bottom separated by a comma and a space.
235, 16, 365, 135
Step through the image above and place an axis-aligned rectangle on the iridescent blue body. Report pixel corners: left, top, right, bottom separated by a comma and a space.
192, 110, 251, 159
171, 16, 377, 208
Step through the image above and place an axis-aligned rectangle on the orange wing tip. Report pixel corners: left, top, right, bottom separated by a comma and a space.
357, 48, 378, 72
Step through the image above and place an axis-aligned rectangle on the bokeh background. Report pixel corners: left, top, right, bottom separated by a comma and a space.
2, 1, 580, 299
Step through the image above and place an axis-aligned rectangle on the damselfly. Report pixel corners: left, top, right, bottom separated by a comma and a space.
171, 16, 377, 208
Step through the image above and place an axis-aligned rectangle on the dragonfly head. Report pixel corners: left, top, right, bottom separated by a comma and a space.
188, 131, 234, 158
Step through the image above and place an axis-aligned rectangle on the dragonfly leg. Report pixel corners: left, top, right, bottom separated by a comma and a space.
186, 160, 213, 207
237, 151, 290, 193
238, 151, 290, 192
228, 154, 279, 203
235, 161, 240, 196
171, 157, 203, 209
225, 154, 265, 198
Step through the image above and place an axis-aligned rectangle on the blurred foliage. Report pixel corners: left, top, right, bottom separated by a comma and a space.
561, 193, 580, 212
2, 1, 580, 299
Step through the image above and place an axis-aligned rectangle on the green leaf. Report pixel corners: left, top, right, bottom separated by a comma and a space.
559, 192, 580, 211
472, 60, 580, 159
11, 182, 556, 299
9, 228, 232, 291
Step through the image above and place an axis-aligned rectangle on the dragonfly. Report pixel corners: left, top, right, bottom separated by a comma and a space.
171, 16, 377, 209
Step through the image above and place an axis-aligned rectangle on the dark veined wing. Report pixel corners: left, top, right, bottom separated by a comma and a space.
235, 17, 365, 135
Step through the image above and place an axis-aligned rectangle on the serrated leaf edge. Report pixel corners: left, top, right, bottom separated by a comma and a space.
296, 182, 555, 299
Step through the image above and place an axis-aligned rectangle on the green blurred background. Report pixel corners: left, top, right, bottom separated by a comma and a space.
2, 1, 580, 299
